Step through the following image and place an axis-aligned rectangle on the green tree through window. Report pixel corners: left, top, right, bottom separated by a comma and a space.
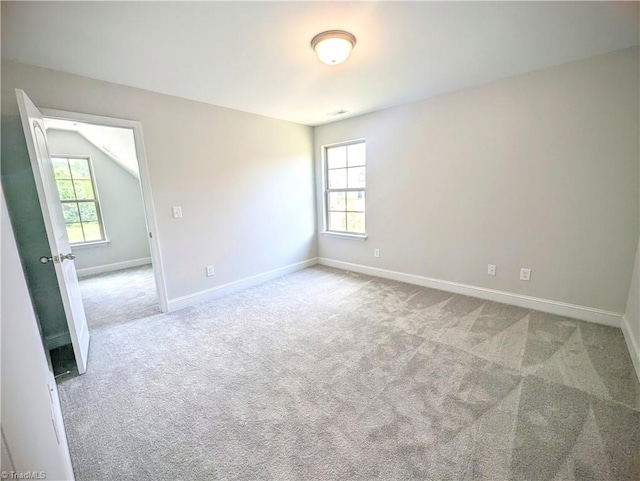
52, 156, 105, 244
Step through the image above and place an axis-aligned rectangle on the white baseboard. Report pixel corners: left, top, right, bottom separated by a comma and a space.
167, 257, 319, 312
318, 257, 623, 327
621, 315, 640, 383
76, 257, 152, 278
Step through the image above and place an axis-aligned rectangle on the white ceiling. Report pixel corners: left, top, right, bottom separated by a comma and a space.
2, 2, 638, 126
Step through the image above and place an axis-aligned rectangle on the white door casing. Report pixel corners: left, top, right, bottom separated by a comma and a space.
16, 89, 90, 374
39, 106, 170, 314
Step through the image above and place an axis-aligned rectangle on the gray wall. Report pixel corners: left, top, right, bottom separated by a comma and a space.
2, 59, 316, 312
46, 129, 151, 271
315, 48, 639, 314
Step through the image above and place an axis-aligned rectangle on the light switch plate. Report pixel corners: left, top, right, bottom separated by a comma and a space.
172, 206, 182, 218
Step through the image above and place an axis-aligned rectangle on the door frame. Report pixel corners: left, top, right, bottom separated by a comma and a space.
41, 107, 169, 313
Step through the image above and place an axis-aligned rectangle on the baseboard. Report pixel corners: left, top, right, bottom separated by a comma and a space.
621, 315, 640, 383
76, 257, 152, 278
318, 258, 622, 327
167, 257, 319, 312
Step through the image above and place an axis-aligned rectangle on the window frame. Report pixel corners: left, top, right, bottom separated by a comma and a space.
323, 139, 367, 240
51, 154, 108, 246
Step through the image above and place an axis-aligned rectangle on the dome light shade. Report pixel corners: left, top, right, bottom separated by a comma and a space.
311, 30, 356, 65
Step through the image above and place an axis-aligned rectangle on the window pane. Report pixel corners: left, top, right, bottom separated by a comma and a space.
73, 180, 95, 200
347, 166, 365, 189
69, 158, 91, 179
56, 180, 76, 200
347, 143, 366, 167
78, 202, 98, 222
53, 158, 71, 179
328, 168, 347, 189
62, 203, 80, 223
328, 192, 346, 211
55, 156, 104, 244
327, 146, 347, 169
66, 223, 85, 244
325, 142, 366, 235
82, 221, 102, 242
346, 212, 365, 234
346, 191, 365, 212
328, 212, 346, 232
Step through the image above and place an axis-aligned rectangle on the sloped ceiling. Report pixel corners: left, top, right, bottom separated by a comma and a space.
44, 119, 140, 179
2, 2, 639, 126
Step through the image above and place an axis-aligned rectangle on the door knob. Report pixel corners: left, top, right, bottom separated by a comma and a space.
40, 253, 74, 264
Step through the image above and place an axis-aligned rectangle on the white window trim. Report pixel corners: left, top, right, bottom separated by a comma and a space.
71, 240, 111, 250
52, 154, 109, 247
322, 231, 367, 241
322, 139, 367, 237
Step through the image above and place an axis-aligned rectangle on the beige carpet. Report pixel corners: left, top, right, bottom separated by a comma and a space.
59, 266, 640, 480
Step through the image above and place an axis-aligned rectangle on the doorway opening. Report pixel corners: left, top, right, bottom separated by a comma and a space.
41, 110, 168, 374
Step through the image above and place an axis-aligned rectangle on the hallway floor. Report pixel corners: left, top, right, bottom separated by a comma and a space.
79, 264, 159, 329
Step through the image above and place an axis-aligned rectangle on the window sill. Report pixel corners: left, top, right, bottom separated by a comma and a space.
71, 240, 110, 249
322, 232, 367, 241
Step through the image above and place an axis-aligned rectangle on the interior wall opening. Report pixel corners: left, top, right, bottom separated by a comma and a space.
42, 117, 162, 376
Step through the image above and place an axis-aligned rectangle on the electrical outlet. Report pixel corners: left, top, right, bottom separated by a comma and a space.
520, 268, 531, 281
206, 265, 215, 277
487, 264, 496, 276
374, 248, 380, 258
172, 206, 183, 218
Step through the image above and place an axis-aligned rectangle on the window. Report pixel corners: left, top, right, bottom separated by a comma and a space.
324, 140, 366, 235
52, 156, 106, 245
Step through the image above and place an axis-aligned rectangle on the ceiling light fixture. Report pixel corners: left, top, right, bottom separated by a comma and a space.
311, 30, 356, 65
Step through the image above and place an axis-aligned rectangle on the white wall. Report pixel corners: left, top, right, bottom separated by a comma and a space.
622, 65, 640, 378
315, 48, 639, 316
623, 241, 640, 381
1, 188, 75, 480
2, 59, 316, 304
46, 129, 151, 273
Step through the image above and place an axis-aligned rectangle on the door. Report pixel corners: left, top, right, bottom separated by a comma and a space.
1, 187, 75, 478
16, 89, 90, 374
